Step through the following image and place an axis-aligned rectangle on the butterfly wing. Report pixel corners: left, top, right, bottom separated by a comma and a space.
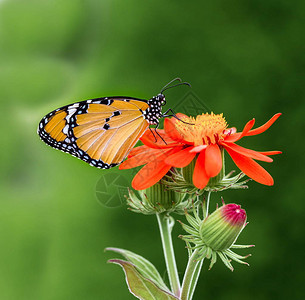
38, 97, 149, 169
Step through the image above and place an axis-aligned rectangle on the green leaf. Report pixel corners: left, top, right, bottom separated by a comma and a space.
108, 259, 179, 300
106, 247, 168, 292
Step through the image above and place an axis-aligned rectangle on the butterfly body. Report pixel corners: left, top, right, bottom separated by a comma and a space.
38, 94, 166, 169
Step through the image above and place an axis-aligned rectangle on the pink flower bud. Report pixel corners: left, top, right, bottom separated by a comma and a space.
200, 204, 247, 251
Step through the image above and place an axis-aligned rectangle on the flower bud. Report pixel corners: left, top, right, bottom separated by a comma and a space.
180, 201, 252, 270
200, 204, 247, 251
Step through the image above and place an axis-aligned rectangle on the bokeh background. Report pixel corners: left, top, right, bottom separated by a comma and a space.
0, 0, 304, 299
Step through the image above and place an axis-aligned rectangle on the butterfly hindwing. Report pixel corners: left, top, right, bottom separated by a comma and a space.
38, 97, 150, 169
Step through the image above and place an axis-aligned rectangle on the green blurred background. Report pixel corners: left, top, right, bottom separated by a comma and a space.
0, 0, 304, 299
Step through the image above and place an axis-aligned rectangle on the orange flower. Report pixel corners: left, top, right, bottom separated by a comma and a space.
119, 113, 281, 190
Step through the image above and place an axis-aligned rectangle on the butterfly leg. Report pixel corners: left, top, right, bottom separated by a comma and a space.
162, 109, 194, 125
162, 108, 176, 117
148, 125, 167, 145
154, 123, 167, 145
149, 127, 158, 142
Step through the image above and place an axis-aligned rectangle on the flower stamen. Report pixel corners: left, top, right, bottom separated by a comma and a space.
175, 113, 228, 146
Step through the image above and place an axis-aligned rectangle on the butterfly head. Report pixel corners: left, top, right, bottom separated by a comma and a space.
147, 93, 166, 108
158, 93, 166, 106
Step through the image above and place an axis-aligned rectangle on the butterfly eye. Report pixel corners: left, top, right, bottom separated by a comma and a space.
158, 94, 166, 106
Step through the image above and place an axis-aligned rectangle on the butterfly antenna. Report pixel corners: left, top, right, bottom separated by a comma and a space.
161, 81, 191, 94
160, 78, 182, 93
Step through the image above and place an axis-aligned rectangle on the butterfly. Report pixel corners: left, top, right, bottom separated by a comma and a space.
37, 78, 190, 169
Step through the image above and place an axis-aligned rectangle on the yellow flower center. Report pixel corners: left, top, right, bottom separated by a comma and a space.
175, 113, 228, 146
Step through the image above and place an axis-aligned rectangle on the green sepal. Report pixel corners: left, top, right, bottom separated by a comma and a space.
185, 211, 200, 230
126, 185, 195, 215
217, 251, 234, 271
230, 244, 255, 249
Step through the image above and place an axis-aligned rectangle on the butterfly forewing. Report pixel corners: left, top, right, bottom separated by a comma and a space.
97, 116, 148, 164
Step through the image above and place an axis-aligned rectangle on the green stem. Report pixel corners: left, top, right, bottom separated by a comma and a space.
180, 249, 200, 300
188, 258, 204, 300
205, 191, 211, 218
156, 213, 181, 297
182, 192, 210, 299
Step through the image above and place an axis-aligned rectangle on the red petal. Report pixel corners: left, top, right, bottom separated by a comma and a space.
132, 160, 172, 190
165, 147, 196, 167
127, 145, 150, 158
224, 119, 255, 143
205, 144, 223, 177
193, 151, 210, 189
140, 128, 181, 149
259, 151, 282, 155
246, 113, 281, 136
164, 118, 186, 143
224, 127, 237, 135
225, 147, 274, 186
119, 147, 170, 169
190, 145, 208, 153
172, 112, 189, 123
222, 142, 273, 162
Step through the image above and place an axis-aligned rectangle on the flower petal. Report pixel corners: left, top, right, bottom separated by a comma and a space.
189, 145, 208, 153
119, 147, 170, 169
224, 127, 237, 135
164, 118, 186, 143
127, 145, 150, 158
246, 113, 281, 136
225, 147, 274, 186
205, 144, 223, 177
221, 142, 273, 162
165, 147, 196, 167
259, 151, 282, 155
224, 119, 255, 143
140, 128, 181, 149
131, 160, 172, 190
193, 151, 210, 189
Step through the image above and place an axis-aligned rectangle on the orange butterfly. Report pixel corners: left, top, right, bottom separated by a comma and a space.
38, 78, 190, 169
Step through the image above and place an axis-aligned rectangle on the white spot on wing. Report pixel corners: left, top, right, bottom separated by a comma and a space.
63, 125, 69, 134
69, 103, 80, 109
